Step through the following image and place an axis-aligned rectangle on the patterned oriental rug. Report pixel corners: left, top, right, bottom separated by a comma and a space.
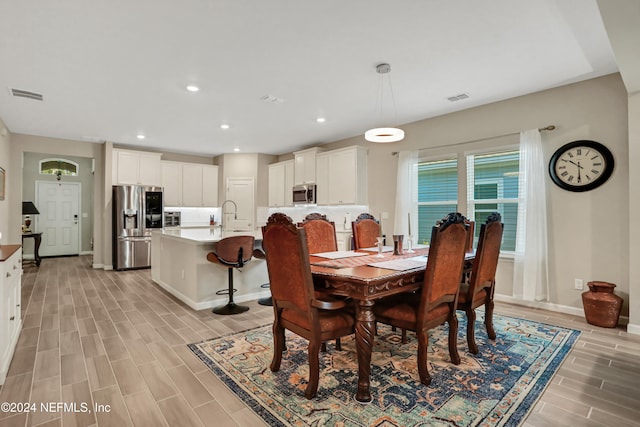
188, 313, 580, 426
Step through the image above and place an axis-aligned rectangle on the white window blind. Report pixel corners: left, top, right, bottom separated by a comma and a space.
417, 158, 458, 244
466, 150, 519, 251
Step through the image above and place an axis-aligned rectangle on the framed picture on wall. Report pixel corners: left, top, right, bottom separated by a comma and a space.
0, 166, 5, 200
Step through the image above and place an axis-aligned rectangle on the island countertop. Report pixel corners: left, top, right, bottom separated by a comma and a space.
153, 227, 262, 244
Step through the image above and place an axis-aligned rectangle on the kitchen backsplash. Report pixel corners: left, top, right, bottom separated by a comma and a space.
264, 205, 369, 232
165, 207, 221, 227
165, 205, 371, 230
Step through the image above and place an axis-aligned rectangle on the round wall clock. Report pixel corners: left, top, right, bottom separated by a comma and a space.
548, 140, 614, 192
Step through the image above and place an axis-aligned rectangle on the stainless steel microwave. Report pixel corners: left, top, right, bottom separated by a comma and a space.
293, 184, 316, 205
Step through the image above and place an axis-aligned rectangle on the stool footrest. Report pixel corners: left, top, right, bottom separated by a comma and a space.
215, 288, 237, 296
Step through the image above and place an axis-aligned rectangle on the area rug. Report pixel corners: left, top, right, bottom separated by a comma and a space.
188, 313, 580, 426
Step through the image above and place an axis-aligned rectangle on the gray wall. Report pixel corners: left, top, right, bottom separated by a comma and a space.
7, 134, 105, 267
0, 118, 11, 245
22, 152, 94, 254
319, 73, 630, 316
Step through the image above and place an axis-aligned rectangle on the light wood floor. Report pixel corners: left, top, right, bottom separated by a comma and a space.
0, 256, 638, 427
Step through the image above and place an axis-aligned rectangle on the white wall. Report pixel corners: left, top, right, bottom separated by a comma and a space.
319, 73, 630, 316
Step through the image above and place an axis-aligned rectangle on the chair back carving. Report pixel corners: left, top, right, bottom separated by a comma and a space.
211, 235, 255, 268
262, 213, 316, 318
298, 213, 338, 254
420, 213, 469, 311
466, 213, 503, 300
351, 213, 381, 250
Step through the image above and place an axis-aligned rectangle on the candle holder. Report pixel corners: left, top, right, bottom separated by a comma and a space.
376, 236, 385, 258
406, 235, 415, 253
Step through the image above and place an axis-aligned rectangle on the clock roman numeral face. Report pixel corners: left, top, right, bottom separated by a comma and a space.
554, 146, 606, 186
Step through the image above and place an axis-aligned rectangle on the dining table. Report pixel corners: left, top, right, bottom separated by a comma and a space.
309, 246, 474, 403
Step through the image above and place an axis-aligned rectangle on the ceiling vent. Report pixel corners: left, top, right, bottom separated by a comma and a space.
259, 94, 285, 104
447, 93, 469, 102
11, 88, 44, 101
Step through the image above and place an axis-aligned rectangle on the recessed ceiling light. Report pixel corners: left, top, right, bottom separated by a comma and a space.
316, 117, 326, 123
186, 85, 200, 92
220, 124, 230, 129
233, 148, 240, 152
136, 134, 145, 140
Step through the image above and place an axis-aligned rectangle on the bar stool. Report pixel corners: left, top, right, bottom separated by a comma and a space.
251, 248, 273, 306
206, 235, 255, 315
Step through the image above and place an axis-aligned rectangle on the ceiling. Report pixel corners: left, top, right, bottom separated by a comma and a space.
0, 0, 619, 157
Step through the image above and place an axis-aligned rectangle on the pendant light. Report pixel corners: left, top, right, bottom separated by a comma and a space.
365, 63, 405, 143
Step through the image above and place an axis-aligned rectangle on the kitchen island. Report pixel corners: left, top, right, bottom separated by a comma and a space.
151, 228, 269, 311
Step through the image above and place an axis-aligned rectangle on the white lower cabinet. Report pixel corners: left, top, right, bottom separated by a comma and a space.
1, 247, 22, 385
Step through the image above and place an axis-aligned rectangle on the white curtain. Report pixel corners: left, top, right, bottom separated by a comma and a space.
513, 129, 549, 301
394, 151, 419, 245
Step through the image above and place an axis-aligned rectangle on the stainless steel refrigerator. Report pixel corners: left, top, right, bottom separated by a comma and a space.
112, 185, 163, 270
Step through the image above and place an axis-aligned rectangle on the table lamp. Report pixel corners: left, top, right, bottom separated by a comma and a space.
22, 201, 40, 232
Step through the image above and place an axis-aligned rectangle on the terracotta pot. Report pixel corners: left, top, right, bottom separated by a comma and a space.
581, 281, 623, 328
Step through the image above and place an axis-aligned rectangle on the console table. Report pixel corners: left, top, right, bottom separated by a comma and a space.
21, 232, 42, 266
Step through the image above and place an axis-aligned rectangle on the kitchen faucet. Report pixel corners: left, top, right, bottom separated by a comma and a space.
220, 199, 238, 230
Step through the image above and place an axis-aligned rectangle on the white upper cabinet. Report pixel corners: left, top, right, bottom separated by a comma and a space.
161, 161, 182, 206
201, 165, 219, 207
181, 164, 204, 207
112, 149, 162, 186
161, 161, 218, 207
316, 145, 368, 205
315, 152, 329, 205
293, 147, 323, 185
268, 160, 294, 207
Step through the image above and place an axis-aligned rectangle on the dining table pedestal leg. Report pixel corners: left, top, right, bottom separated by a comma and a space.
354, 300, 375, 403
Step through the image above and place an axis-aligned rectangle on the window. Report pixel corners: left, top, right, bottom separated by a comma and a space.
39, 158, 79, 177
417, 148, 519, 253
467, 151, 519, 251
417, 158, 457, 244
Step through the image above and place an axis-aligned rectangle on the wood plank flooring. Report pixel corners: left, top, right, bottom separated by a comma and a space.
0, 256, 638, 426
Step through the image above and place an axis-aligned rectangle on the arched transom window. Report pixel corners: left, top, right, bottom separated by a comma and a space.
39, 158, 79, 176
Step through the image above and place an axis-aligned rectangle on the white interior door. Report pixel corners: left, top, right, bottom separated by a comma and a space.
36, 181, 80, 256
225, 178, 254, 231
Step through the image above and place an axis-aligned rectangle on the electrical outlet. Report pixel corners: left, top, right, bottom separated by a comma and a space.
574, 278, 584, 290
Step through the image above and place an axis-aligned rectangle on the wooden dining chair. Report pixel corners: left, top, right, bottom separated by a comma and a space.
262, 213, 355, 399
351, 213, 381, 250
372, 212, 469, 386
298, 212, 345, 350
457, 212, 503, 354
298, 213, 338, 254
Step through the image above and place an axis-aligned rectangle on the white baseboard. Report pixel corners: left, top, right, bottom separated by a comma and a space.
495, 293, 630, 327
626, 323, 640, 336
79, 251, 93, 255
152, 277, 270, 311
